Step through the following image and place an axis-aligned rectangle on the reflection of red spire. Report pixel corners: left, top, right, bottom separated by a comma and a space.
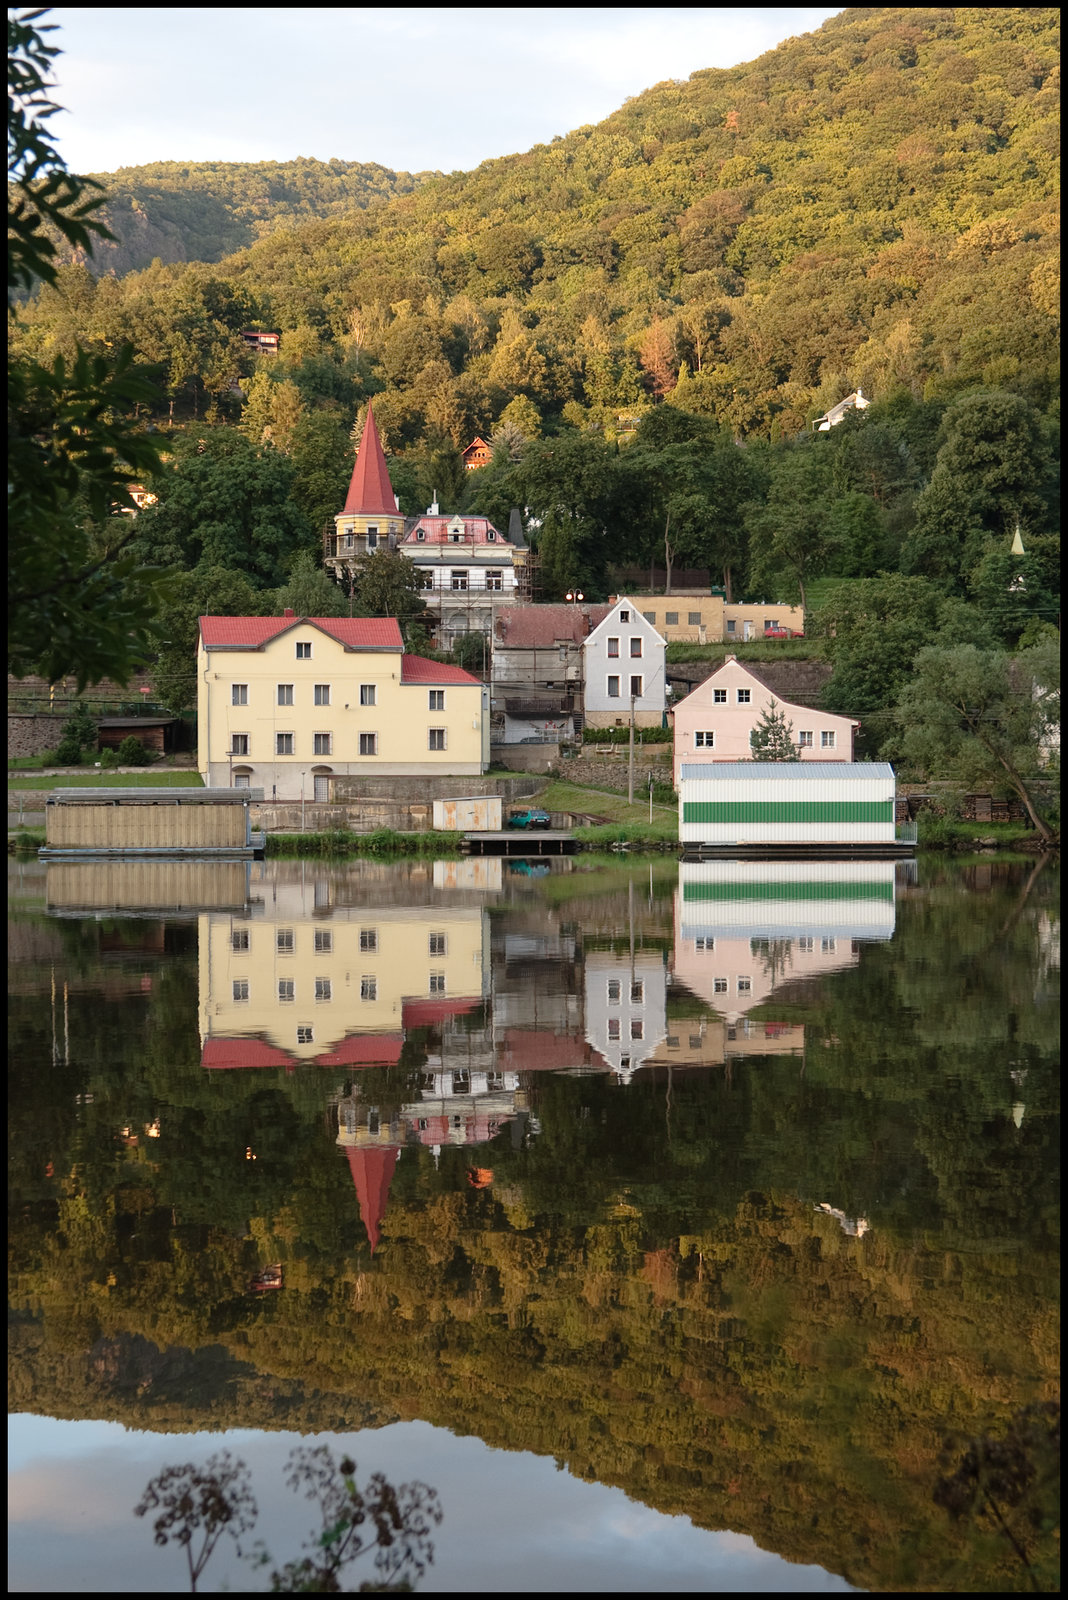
345, 1146, 399, 1254
343, 402, 397, 515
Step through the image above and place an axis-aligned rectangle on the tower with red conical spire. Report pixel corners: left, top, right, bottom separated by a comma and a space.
325, 402, 406, 584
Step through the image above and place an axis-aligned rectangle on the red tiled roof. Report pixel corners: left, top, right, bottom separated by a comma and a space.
199, 616, 403, 651
400, 654, 481, 685
403, 996, 482, 1028
497, 1029, 607, 1072
202, 1037, 294, 1071
343, 402, 398, 516
494, 605, 611, 649
402, 516, 505, 545
314, 1034, 404, 1068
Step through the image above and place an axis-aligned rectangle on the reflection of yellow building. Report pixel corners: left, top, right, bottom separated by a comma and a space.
199, 901, 488, 1069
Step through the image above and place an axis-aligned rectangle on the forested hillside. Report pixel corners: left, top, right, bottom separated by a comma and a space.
42, 157, 440, 276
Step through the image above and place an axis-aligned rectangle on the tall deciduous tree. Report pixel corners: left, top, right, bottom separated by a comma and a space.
894, 640, 1058, 843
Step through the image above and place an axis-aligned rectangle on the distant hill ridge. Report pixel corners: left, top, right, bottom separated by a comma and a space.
65, 156, 442, 275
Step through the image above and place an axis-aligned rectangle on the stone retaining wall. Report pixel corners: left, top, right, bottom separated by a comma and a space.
8, 715, 66, 760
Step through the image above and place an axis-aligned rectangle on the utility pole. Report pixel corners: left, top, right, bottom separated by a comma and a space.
628, 694, 636, 804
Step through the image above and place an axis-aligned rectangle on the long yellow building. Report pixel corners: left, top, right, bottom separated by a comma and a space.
198, 612, 489, 797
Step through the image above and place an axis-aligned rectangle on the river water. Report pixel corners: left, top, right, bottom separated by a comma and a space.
7, 853, 1059, 1593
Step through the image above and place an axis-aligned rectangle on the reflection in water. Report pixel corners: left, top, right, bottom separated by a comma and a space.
8, 854, 1060, 1594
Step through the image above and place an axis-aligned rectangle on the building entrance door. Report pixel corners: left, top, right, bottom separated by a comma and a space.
314, 775, 330, 801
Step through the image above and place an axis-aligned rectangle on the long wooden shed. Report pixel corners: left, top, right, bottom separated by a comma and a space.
679, 762, 902, 852
41, 788, 265, 857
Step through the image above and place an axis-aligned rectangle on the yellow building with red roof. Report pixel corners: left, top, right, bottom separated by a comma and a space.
197, 610, 489, 795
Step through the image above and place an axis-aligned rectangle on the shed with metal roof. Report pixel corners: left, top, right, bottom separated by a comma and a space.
678, 762, 896, 847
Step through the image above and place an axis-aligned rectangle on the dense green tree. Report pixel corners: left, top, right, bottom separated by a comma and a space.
350, 548, 429, 641
895, 639, 1059, 842
273, 549, 349, 620
744, 441, 833, 610
150, 566, 274, 712
508, 431, 625, 598
747, 698, 796, 759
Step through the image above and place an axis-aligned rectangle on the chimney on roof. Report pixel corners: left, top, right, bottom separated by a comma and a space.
283, 608, 295, 618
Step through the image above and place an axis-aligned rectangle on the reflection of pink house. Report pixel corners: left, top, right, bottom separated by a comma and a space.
671, 658, 858, 787
672, 933, 859, 1022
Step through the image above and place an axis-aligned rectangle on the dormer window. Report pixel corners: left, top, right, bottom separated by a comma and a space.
416, 529, 425, 541
487, 530, 495, 541
449, 532, 461, 543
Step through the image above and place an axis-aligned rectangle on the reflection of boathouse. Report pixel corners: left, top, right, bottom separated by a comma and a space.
674, 860, 896, 1020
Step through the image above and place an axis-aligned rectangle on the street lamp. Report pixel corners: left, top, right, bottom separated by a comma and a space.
565, 590, 584, 604
300, 770, 306, 832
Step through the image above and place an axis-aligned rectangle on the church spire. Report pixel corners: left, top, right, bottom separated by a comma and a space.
343, 402, 397, 516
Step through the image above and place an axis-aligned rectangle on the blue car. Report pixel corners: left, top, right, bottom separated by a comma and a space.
507, 808, 552, 829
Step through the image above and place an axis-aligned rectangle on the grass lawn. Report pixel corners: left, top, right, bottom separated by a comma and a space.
538, 779, 678, 844
666, 638, 826, 664
8, 771, 205, 790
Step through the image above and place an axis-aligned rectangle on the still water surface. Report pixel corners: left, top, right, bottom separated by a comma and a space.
8, 853, 1059, 1592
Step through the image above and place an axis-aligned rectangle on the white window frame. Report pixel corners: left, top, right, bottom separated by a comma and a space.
359, 928, 378, 953
231, 683, 248, 706
694, 731, 714, 748
314, 929, 332, 953
737, 688, 751, 704
231, 928, 250, 952
713, 688, 727, 704
296, 642, 311, 659
278, 979, 295, 1003
314, 683, 330, 706
277, 683, 294, 706
313, 732, 332, 756
360, 683, 376, 706
629, 674, 643, 698
359, 732, 378, 756
630, 637, 643, 658
230, 733, 249, 756
429, 932, 447, 956
276, 732, 294, 755
428, 728, 447, 751
314, 977, 332, 1002
360, 976, 377, 1001
607, 675, 620, 698
451, 570, 468, 591
232, 979, 249, 1002
821, 730, 836, 748
428, 689, 445, 711
607, 637, 620, 658
429, 972, 446, 994
277, 929, 294, 953
798, 730, 814, 747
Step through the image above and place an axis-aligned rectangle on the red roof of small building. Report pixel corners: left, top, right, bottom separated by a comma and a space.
494, 604, 611, 649
497, 1029, 609, 1072
314, 1034, 404, 1068
343, 403, 398, 516
402, 516, 506, 545
400, 654, 481, 685
402, 996, 482, 1029
462, 436, 492, 460
199, 616, 403, 651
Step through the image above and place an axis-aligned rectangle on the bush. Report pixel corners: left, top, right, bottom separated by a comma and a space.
53, 735, 84, 766
583, 725, 672, 745
116, 735, 151, 766
98, 746, 121, 768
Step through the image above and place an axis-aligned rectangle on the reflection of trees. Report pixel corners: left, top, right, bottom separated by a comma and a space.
755, 937, 794, 989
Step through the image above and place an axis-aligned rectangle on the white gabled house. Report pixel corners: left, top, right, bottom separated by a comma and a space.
583, 597, 667, 729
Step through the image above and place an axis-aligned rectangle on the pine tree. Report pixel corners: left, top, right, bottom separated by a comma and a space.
749, 698, 796, 760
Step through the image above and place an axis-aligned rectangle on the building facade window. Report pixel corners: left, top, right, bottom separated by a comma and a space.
314, 929, 332, 953
360, 683, 375, 706
230, 734, 249, 755
694, 731, 714, 748
713, 689, 727, 703
315, 978, 332, 1001
313, 732, 331, 756
644, 611, 656, 623
429, 973, 446, 994
359, 732, 377, 756
232, 979, 249, 1002
429, 932, 446, 956
276, 732, 294, 754
486, 571, 502, 590
737, 977, 751, 993
630, 1019, 643, 1040
630, 637, 642, 657
608, 1018, 620, 1040
607, 637, 619, 657
231, 928, 250, 952
428, 728, 446, 751
428, 689, 445, 711
726, 621, 736, 634
278, 980, 295, 1002
359, 929, 378, 952
695, 936, 714, 950
607, 979, 621, 1003
666, 611, 678, 625
630, 675, 643, 698
314, 684, 330, 706
296, 642, 311, 659
360, 976, 376, 1001
630, 980, 644, 1003
688, 612, 701, 625
232, 684, 248, 706
619, 609, 630, 622
821, 730, 836, 748
799, 937, 814, 953
277, 929, 294, 953
277, 684, 294, 706
737, 688, 751, 703
798, 730, 813, 747
297, 1025, 314, 1044
451, 571, 468, 591
714, 977, 728, 994
607, 675, 620, 698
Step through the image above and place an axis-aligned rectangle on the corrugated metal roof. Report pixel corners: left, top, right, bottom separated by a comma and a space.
679, 763, 893, 781
47, 788, 264, 803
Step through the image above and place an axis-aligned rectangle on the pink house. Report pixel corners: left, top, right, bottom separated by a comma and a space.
671, 658, 858, 787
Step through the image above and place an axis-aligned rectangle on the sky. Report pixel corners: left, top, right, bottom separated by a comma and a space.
47, 7, 843, 178
9, 1415, 858, 1592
